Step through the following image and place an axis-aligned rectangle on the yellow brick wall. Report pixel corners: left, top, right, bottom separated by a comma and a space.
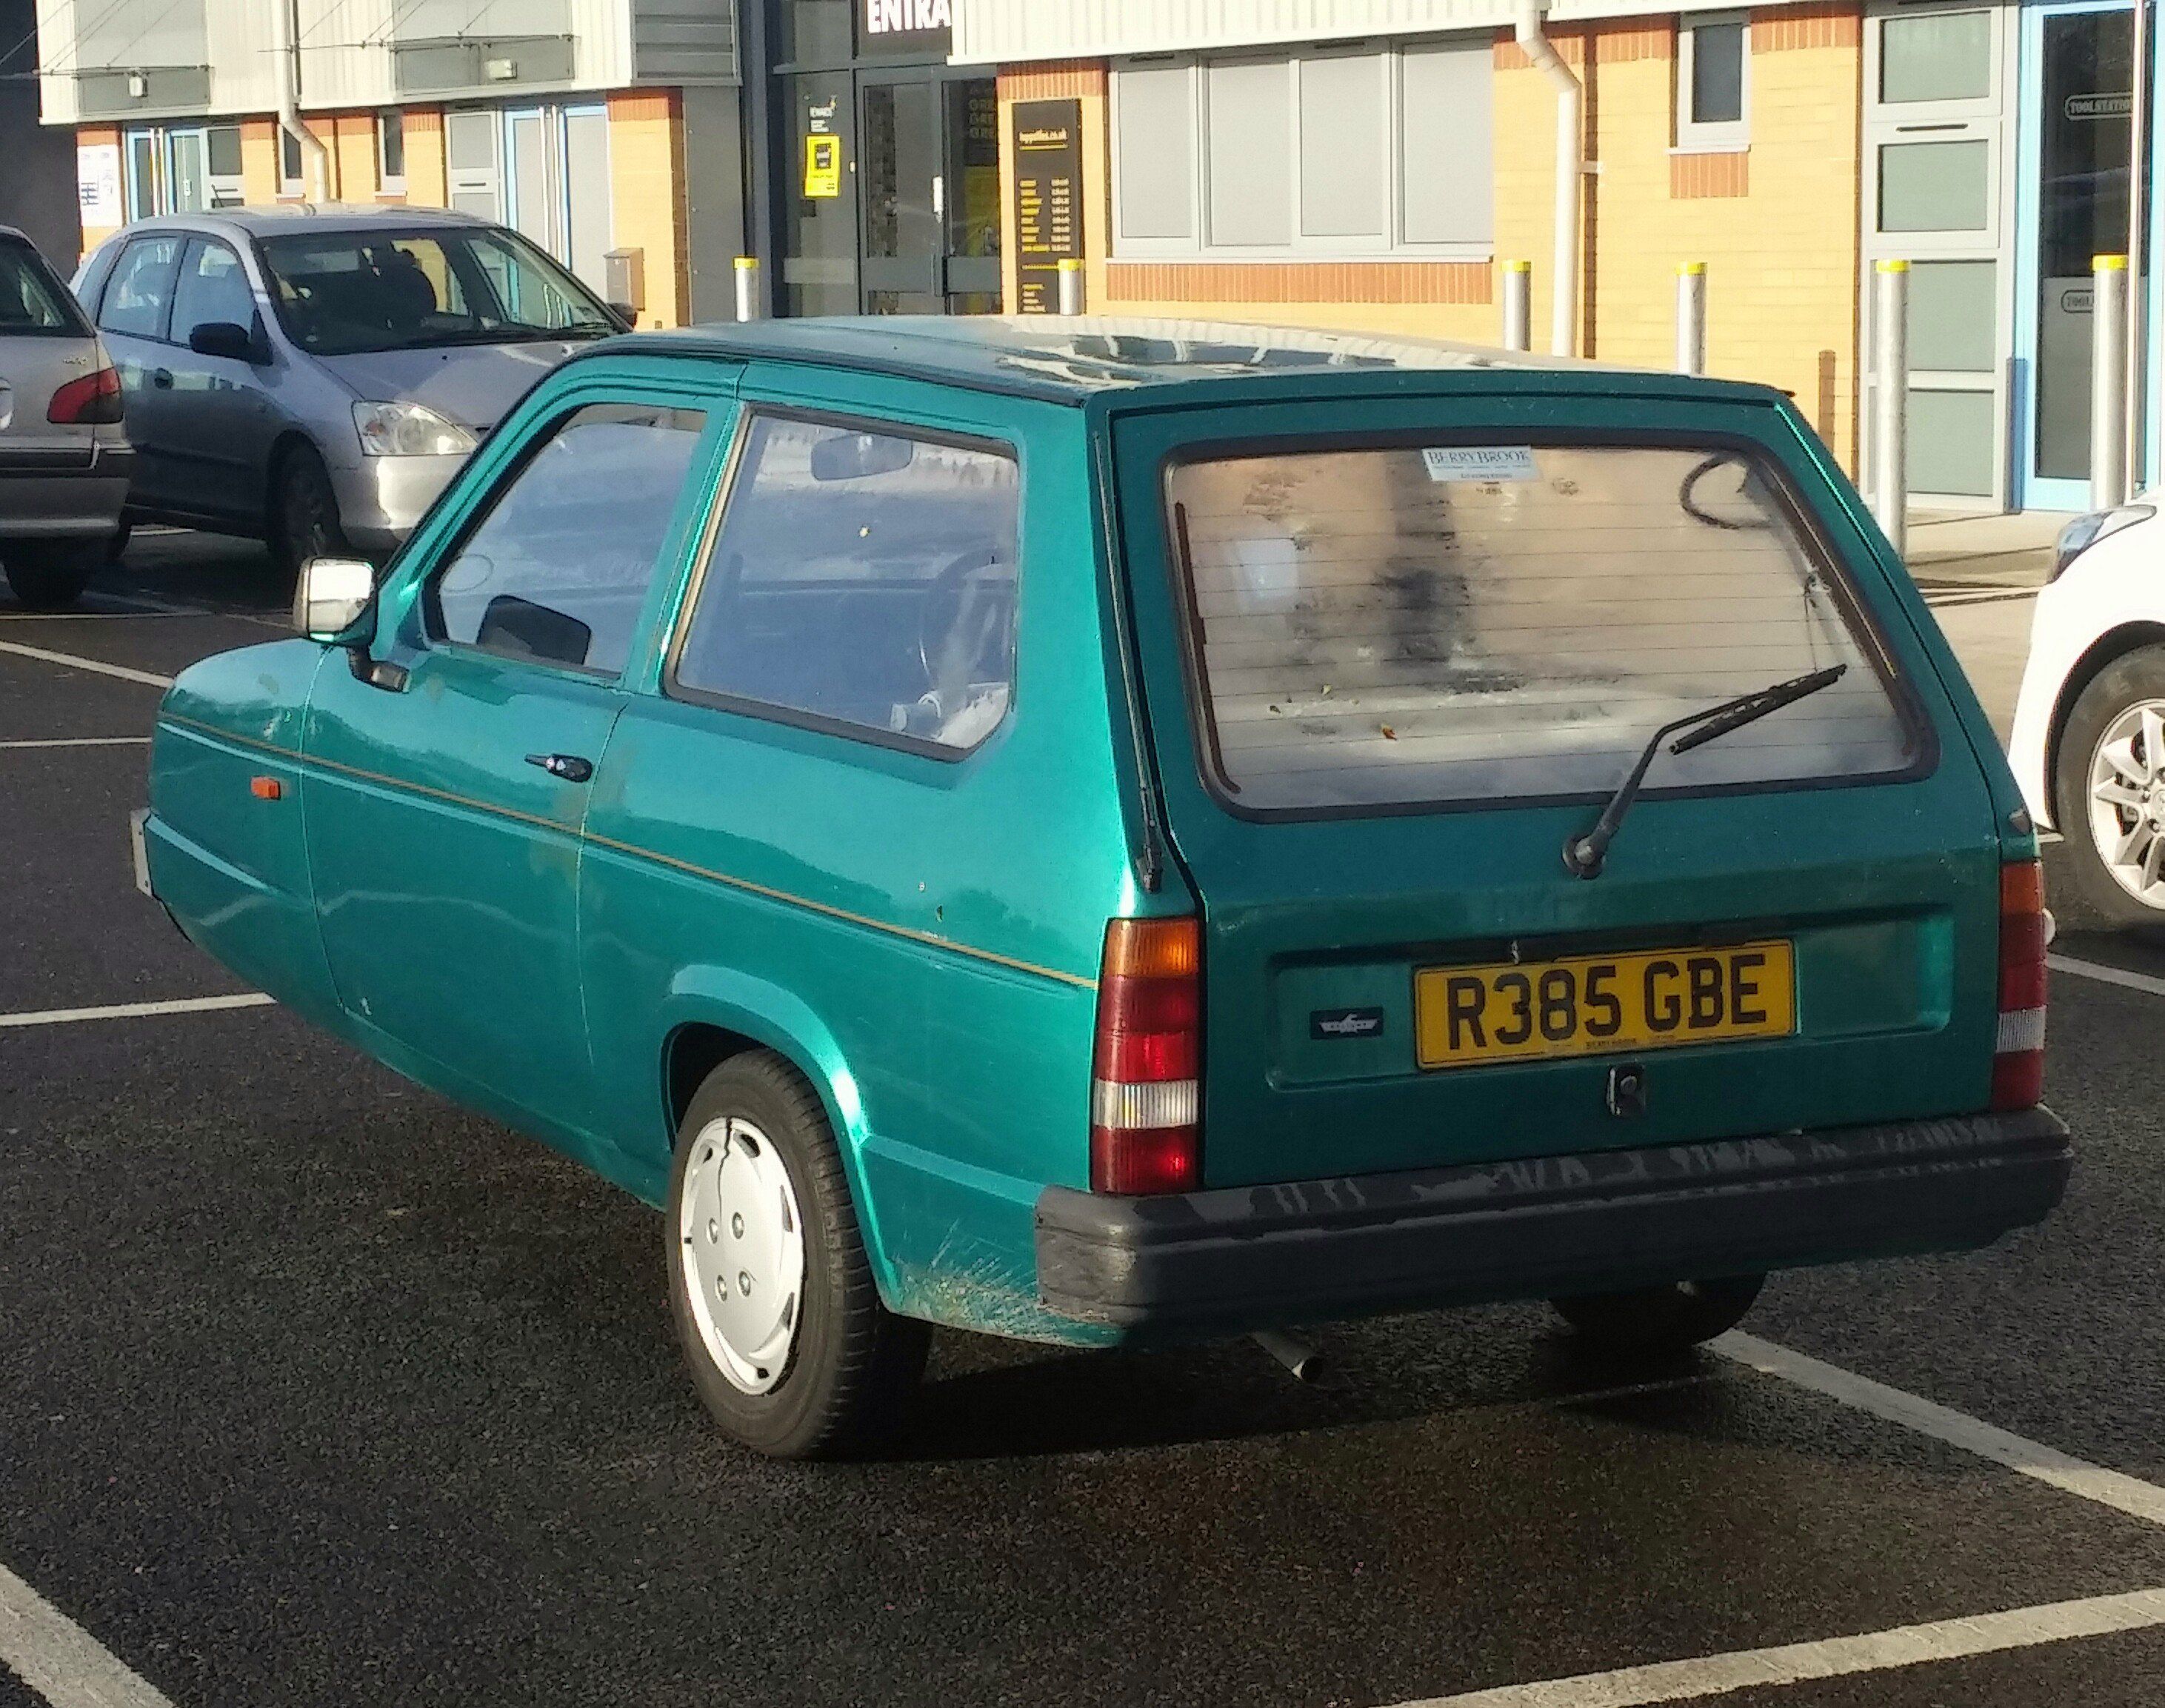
241, 118, 285, 201
1011, 12, 1863, 468
401, 109, 447, 207
1497, 7, 1862, 466
608, 88, 688, 330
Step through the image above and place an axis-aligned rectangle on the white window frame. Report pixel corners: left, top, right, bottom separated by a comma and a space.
1110, 36, 1493, 263
206, 124, 244, 208
1675, 11, 1751, 153
377, 110, 408, 194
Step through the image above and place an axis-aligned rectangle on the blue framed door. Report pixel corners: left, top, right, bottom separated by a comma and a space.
2014, 0, 2162, 507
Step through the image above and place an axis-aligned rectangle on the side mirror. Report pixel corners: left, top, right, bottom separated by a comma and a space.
188, 320, 261, 363
293, 556, 376, 642
606, 301, 637, 330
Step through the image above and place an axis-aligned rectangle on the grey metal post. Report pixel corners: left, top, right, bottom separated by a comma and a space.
1871, 259, 1909, 561
1675, 261, 1706, 376
1056, 258, 1085, 317
1501, 260, 1531, 353
734, 256, 761, 324
2093, 254, 2131, 509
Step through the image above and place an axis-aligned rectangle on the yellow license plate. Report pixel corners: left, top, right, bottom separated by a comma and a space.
1413, 941, 1795, 1070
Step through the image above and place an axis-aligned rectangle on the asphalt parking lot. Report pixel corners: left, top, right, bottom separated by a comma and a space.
6, 533, 2165, 1708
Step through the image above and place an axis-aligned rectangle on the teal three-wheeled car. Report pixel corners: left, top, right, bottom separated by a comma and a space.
145, 318, 2069, 1456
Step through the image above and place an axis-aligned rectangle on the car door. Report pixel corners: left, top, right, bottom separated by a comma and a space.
302, 387, 723, 1135
160, 235, 277, 522
88, 232, 184, 507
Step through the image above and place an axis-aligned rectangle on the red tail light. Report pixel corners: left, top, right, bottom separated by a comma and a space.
47, 365, 124, 426
1992, 859, 2047, 1110
1090, 917, 1201, 1194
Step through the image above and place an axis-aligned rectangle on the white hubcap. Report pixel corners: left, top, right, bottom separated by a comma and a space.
2087, 700, 2165, 910
679, 1118, 805, 1395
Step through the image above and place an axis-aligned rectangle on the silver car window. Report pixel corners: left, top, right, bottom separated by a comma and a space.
97, 235, 184, 341
170, 239, 256, 344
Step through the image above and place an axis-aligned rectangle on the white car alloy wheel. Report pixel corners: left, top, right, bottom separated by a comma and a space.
2085, 698, 2165, 909
677, 1116, 806, 1395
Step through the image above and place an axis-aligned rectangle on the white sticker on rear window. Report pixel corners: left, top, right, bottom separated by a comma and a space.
1421, 446, 1538, 482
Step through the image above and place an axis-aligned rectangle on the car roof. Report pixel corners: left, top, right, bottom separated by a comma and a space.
108, 205, 490, 241
621, 315, 1779, 409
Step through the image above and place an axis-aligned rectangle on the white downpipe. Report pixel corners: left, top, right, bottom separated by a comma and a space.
273, 0, 328, 202
1515, 0, 1583, 358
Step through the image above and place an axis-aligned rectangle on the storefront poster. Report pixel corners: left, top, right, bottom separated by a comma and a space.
1011, 99, 1081, 314
804, 134, 843, 199
77, 142, 122, 228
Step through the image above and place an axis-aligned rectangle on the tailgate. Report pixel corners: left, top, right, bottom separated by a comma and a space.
1110, 395, 2006, 1190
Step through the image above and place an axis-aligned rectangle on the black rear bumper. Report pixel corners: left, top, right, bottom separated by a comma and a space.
1034, 1108, 2072, 1335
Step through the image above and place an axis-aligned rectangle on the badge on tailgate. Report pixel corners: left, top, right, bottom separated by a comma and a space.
1413, 941, 1796, 1070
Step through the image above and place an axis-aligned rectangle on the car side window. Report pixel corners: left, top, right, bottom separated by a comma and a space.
424, 402, 709, 677
170, 238, 256, 344
97, 236, 183, 340
670, 413, 1020, 755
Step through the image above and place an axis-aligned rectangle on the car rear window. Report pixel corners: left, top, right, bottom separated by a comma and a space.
1164, 441, 1920, 814
0, 240, 86, 336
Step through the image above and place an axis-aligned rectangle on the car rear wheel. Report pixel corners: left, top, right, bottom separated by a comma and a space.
2056, 647, 2165, 924
2, 538, 101, 610
270, 444, 350, 578
665, 1051, 928, 1458
1549, 1275, 1765, 1353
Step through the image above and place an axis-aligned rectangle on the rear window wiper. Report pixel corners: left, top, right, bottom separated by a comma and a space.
1563, 664, 1848, 879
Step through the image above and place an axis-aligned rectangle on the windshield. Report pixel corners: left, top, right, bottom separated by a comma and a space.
257, 227, 616, 356
1163, 441, 1920, 814
0, 239, 87, 336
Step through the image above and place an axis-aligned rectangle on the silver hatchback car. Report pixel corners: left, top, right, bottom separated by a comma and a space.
0, 224, 131, 608
72, 206, 622, 576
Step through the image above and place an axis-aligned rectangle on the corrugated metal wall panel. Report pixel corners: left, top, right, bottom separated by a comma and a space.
955, 0, 1780, 61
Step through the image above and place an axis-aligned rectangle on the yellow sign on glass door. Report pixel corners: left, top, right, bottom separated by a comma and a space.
804, 135, 841, 199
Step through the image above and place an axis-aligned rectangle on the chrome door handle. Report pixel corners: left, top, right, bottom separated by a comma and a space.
524, 753, 593, 783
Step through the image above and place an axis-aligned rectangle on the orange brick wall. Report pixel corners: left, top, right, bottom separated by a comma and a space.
1013, 8, 1864, 467
608, 87, 687, 330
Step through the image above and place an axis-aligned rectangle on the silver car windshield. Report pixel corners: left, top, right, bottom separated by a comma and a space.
257, 227, 616, 357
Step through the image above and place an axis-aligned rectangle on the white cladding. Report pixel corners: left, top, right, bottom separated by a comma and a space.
36, 0, 731, 124
953, 0, 1756, 63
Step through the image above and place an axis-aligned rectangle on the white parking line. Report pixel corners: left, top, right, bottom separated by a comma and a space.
0, 1556, 175, 1708
1406, 1587, 2165, 1707
0, 738, 149, 750
2049, 953, 2165, 999
1717, 1332, 2165, 1528
0, 993, 273, 1029
0, 641, 172, 690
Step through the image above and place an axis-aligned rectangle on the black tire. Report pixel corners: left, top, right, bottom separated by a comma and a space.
665, 1051, 928, 1458
2053, 646, 2165, 927
107, 519, 133, 563
2, 538, 101, 610
270, 444, 350, 578
1550, 1275, 1765, 1354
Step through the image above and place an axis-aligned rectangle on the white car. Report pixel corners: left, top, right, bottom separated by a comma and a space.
2010, 498, 2165, 921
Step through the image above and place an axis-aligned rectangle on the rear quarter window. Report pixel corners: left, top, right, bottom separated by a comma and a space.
0, 241, 86, 335
1164, 441, 1921, 815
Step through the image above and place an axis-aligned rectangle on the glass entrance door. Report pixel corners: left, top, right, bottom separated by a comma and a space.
858, 72, 1002, 315
2017, 1, 2145, 507
860, 73, 942, 312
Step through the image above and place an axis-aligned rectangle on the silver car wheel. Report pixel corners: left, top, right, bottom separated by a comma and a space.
2086, 699, 2165, 909
678, 1117, 806, 1396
